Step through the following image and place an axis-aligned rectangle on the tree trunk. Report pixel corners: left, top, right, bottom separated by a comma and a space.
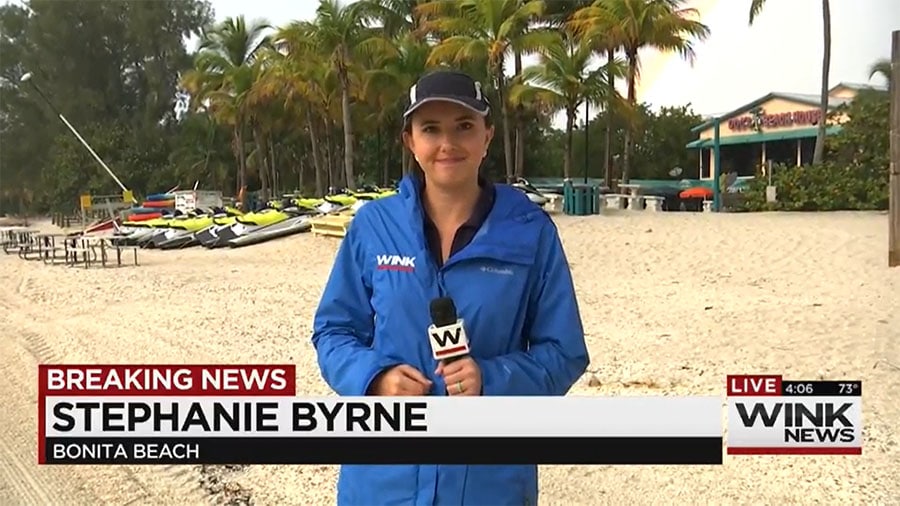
382, 144, 391, 187
564, 108, 575, 179
253, 127, 268, 198
340, 65, 357, 191
378, 127, 389, 186
306, 108, 324, 196
401, 148, 409, 178
514, 51, 525, 179
269, 138, 278, 196
323, 117, 334, 192
333, 127, 344, 188
495, 65, 514, 183
604, 48, 615, 189
622, 52, 637, 185
813, 0, 831, 165
234, 124, 247, 206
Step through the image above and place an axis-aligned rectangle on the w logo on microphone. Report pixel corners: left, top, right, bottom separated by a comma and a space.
428, 321, 469, 360
430, 327, 462, 347
376, 254, 415, 272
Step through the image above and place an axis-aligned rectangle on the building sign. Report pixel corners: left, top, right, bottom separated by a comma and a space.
728, 108, 822, 132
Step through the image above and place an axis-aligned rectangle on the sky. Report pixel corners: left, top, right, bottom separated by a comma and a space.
205, 0, 898, 123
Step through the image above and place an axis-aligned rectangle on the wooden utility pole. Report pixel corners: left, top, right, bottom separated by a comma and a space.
890, 30, 900, 267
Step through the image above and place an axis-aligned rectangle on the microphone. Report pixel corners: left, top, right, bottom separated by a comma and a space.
428, 297, 470, 363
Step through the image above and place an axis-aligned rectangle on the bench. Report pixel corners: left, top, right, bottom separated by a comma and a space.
310, 215, 353, 238
544, 194, 563, 213
627, 195, 645, 210
644, 196, 665, 212
603, 194, 629, 210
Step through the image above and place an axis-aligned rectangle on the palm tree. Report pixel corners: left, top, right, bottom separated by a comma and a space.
164, 0, 721, 199
417, 0, 555, 183
868, 58, 891, 83
283, 0, 383, 191
510, 31, 621, 179
270, 25, 343, 195
572, 0, 709, 184
357, 0, 426, 39
567, 0, 626, 187
180, 16, 272, 198
750, 0, 830, 165
363, 33, 433, 175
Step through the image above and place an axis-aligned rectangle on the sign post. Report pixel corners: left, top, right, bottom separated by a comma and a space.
79, 194, 92, 233
713, 118, 721, 212
765, 160, 777, 203
889, 30, 899, 267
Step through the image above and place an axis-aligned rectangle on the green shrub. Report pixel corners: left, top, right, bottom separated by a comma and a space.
741, 161, 888, 211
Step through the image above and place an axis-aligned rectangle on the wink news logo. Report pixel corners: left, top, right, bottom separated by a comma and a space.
734, 400, 858, 445
376, 255, 415, 272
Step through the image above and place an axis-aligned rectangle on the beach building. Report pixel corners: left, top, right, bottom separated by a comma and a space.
686, 82, 888, 181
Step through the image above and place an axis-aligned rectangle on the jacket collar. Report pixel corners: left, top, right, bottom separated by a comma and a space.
398, 174, 543, 267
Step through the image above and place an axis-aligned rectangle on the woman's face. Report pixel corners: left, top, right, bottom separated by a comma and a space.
403, 101, 494, 189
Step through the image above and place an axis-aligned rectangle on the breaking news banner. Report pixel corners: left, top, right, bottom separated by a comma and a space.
38, 365, 724, 466
726, 374, 862, 455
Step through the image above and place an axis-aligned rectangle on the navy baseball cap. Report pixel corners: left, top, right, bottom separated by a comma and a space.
404, 70, 490, 119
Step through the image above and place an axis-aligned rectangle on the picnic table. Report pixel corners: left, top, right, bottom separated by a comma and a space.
34, 233, 77, 264
1, 227, 40, 255
66, 235, 139, 268
618, 183, 643, 198
617, 183, 646, 210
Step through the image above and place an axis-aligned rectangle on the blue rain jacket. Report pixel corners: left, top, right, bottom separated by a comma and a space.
311, 175, 589, 505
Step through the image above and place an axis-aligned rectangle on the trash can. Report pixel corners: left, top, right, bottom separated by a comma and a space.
563, 181, 601, 215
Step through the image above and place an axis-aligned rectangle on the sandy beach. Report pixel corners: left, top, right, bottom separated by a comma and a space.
1, 210, 898, 505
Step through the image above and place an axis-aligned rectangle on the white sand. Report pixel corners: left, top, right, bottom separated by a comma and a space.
1, 210, 898, 505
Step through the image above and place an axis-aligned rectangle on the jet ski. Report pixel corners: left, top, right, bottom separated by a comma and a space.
146, 213, 215, 249
154, 208, 242, 250
227, 209, 316, 248
511, 178, 550, 206
204, 206, 292, 249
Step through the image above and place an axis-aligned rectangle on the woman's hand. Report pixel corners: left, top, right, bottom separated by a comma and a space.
436, 358, 482, 396
369, 365, 433, 396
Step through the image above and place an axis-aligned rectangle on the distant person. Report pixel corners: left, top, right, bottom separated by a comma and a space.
311, 69, 589, 505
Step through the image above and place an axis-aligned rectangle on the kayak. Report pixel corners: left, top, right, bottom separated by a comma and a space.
129, 206, 164, 214
146, 193, 175, 201
82, 218, 118, 234
143, 199, 175, 209
228, 215, 312, 248
125, 212, 163, 222
122, 214, 176, 228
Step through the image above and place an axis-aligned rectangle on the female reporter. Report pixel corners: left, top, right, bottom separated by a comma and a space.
311, 69, 589, 505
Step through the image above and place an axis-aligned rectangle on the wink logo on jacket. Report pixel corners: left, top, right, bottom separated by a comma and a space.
376, 254, 416, 272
